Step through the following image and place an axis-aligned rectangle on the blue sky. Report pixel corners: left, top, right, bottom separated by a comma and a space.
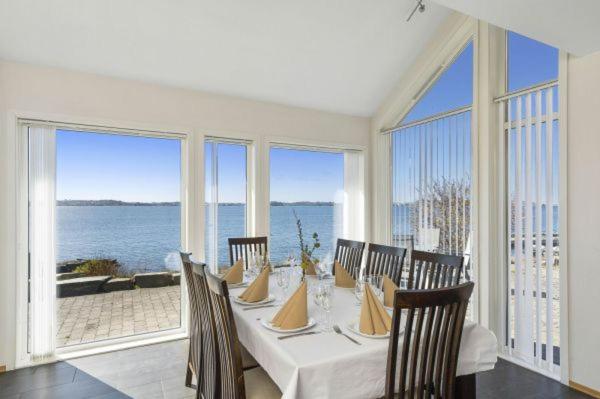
57, 32, 557, 203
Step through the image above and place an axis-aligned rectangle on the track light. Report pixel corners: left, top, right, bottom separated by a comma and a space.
406, 0, 426, 22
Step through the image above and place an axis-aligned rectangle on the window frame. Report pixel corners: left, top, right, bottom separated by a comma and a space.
203, 136, 253, 271
14, 115, 192, 367
262, 137, 367, 260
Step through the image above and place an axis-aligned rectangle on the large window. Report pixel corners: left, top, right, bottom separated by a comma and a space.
391, 42, 473, 263
269, 147, 344, 264
27, 126, 183, 355
502, 32, 560, 375
204, 139, 248, 270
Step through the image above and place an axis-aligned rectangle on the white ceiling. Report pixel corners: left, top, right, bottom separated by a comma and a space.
0, 0, 451, 117
432, 0, 600, 56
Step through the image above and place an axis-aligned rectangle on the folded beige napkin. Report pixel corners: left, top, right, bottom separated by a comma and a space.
271, 281, 308, 330
359, 283, 392, 335
222, 259, 244, 284
239, 266, 269, 303
383, 275, 398, 308
334, 260, 355, 288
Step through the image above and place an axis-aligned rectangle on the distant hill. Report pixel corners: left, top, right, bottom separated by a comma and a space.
58, 200, 338, 206
57, 200, 179, 206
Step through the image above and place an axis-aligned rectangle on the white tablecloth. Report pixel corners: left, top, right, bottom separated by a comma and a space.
229, 277, 497, 399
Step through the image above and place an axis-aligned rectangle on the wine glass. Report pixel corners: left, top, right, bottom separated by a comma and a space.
316, 252, 333, 280
276, 268, 290, 302
318, 283, 333, 332
354, 275, 365, 305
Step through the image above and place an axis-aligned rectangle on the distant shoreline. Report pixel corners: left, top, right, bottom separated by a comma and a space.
57, 200, 338, 206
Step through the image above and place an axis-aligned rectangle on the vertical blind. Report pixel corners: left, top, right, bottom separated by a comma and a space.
28, 125, 57, 359
500, 83, 560, 373
391, 108, 472, 262
342, 150, 365, 241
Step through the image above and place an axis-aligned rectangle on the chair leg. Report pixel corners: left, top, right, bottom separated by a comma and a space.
185, 363, 193, 388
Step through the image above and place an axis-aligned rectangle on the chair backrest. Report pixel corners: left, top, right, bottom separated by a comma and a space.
385, 282, 474, 399
180, 252, 200, 376
190, 261, 220, 399
333, 238, 365, 279
228, 236, 268, 270
364, 243, 407, 286
206, 271, 246, 399
408, 251, 464, 290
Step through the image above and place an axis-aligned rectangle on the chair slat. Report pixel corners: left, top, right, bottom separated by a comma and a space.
334, 238, 365, 279
365, 243, 407, 286
228, 237, 268, 270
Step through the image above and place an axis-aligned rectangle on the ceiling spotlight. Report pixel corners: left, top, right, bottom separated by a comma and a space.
406, 0, 426, 22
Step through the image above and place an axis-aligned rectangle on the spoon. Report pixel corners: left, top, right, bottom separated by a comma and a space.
333, 324, 361, 345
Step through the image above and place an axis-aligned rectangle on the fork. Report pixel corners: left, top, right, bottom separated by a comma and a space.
333, 324, 361, 345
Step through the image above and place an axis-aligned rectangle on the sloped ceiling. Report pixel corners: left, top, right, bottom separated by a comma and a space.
0, 0, 452, 117
432, 0, 600, 56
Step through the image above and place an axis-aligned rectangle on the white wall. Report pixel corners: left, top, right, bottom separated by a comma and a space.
566, 51, 600, 392
0, 60, 370, 369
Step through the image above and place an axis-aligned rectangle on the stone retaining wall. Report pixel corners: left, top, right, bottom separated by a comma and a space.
56, 259, 181, 298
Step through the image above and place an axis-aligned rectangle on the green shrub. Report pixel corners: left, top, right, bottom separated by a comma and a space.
75, 259, 120, 277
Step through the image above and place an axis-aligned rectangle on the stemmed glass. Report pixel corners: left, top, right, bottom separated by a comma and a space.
276, 268, 290, 302
354, 275, 366, 305
316, 252, 333, 280
315, 283, 333, 331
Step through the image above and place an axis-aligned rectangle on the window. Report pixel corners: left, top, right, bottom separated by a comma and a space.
27, 126, 183, 355
391, 42, 473, 262
204, 139, 248, 270
507, 32, 558, 92
269, 147, 344, 264
502, 32, 560, 375
402, 42, 473, 124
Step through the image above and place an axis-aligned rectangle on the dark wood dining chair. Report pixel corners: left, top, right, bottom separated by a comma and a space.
364, 243, 407, 286
204, 272, 281, 399
385, 282, 475, 399
408, 250, 464, 290
333, 238, 365, 279
189, 260, 219, 399
228, 236, 268, 270
180, 252, 200, 389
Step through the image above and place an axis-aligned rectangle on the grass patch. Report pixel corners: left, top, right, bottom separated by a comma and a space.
75, 259, 122, 277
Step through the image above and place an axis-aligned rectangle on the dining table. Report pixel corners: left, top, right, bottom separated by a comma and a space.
228, 273, 497, 399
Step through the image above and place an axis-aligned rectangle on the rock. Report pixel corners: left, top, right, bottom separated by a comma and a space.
56, 272, 85, 281
56, 259, 85, 274
104, 277, 133, 292
171, 273, 181, 285
133, 272, 173, 288
57, 276, 111, 298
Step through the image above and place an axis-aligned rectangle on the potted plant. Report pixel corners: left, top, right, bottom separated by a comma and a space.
293, 210, 320, 279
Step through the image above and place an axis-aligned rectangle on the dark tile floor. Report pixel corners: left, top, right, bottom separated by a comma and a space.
0, 342, 593, 399
477, 358, 592, 399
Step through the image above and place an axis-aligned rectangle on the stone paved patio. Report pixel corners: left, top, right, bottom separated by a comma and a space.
57, 286, 181, 347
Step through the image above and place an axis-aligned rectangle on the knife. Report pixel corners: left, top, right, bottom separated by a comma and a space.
242, 304, 277, 311
278, 331, 321, 340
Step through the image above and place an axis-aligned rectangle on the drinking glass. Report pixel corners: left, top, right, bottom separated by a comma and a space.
286, 250, 297, 269
276, 268, 290, 302
354, 275, 365, 305
319, 283, 333, 332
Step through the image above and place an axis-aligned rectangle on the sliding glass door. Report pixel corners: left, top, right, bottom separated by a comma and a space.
26, 125, 184, 357
502, 31, 560, 376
